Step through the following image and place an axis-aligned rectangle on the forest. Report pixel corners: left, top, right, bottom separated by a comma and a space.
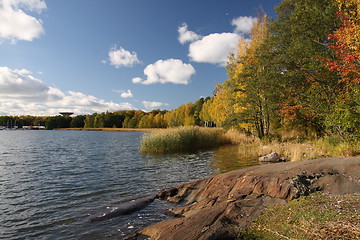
1, 0, 359, 140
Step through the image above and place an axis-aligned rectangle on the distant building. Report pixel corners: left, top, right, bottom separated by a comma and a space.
23, 126, 46, 130
59, 112, 74, 117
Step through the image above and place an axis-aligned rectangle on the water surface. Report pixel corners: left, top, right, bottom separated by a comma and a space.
0, 130, 257, 239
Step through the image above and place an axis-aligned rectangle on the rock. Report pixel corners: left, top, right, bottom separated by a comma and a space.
259, 152, 282, 163
90, 195, 156, 222
129, 157, 360, 240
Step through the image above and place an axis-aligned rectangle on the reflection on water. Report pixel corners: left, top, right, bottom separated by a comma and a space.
211, 145, 259, 174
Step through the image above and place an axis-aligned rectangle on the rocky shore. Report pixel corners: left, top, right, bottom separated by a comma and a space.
128, 157, 360, 240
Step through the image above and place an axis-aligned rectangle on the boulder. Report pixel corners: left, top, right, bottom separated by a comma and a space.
259, 152, 283, 163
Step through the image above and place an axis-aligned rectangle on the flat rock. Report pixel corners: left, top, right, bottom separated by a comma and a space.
129, 157, 360, 240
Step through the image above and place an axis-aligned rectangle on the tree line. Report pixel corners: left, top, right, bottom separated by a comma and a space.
0, 98, 209, 130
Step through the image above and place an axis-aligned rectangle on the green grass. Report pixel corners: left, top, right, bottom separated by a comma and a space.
139, 126, 229, 153
238, 192, 360, 239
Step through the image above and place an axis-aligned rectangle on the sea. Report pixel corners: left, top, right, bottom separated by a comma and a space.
0, 130, 258, 239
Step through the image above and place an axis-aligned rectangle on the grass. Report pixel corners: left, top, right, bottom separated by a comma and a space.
257, 137, 360, 162
136, 125, 359, 158
238, 192, 360, 239
139, 126, 230, 153
223, 129, 360, 162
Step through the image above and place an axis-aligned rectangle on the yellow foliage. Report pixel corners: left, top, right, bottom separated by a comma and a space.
208, 84, 233, 127
231, 14, 269, 115
211, 14, 270, 130
336, 0, 360, 57
199, 99, 212, 122
248, 15, 269, 62
234, 38, 249, 77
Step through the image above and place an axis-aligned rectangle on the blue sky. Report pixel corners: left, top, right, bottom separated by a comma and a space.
0, 0, 281, 116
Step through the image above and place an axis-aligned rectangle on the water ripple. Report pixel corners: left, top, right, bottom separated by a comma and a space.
0, 130, 257, 239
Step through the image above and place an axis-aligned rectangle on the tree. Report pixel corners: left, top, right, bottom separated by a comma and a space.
199, 97, 213, 126
193, 98, 205, 125
84, 113, 96, 128
206, 83, 234, 128
223, 14, 273, 136
263, 0, 341, 136
153, 111, 167, 128
237, 14, 273, 137
70, 115, 85, 128
45, 116, 71, 130
319, 0, 360, 137
321, 0, 360, 86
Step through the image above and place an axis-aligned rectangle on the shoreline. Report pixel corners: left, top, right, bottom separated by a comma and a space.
127, 157, 360, 240
54, 127, 161, 133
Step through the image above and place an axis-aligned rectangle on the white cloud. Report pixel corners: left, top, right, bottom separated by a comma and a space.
115, 89, 133, 98
107, 46, 140, 68
0, 66, 51, 99
132, 59, 195, 85
231, 16, 257, 34
188, 33, 240, 66
0, 0, 46, 43
180, 17, 256, 66
132, 77, 142, 84
0, 66, 136, 115
142, 101, 169, 110
178, 23, 201, 44
7, 0, 47, 12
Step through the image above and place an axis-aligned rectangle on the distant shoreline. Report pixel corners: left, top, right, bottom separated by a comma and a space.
54, 127, 160, 133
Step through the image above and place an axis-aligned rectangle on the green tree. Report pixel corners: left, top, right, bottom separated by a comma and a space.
263, 0, 340, 135
84, 113, 96, 128
45, 116, 71, 130
70, 115, 85, 128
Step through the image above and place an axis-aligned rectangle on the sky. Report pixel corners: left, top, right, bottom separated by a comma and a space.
0, 0, 282, 116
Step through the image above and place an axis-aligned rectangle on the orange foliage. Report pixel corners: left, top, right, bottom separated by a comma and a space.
321, 4, 360, 85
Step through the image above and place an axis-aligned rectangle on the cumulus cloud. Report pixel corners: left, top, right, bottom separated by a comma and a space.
188, 33, 240, 66
0, 0, 46, 43
107, 46, 140, 68
142, 101, 169, 110
132, 59, 195, 85
180, 17, 255, 66
178, 23, 201, 44
0, 66, 136, 115
231, 16, 257, 34
0, 66, 55, 101
114, 89, 133, 98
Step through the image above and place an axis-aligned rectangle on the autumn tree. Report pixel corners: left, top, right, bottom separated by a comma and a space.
199, 97, 214, 126
321, 0, 359, 85
206, 83, 235, 128
320, 0, 360, 137
222, 14, 273, 137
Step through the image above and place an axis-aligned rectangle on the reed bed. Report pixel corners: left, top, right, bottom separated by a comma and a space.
140, 126, 229, 153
